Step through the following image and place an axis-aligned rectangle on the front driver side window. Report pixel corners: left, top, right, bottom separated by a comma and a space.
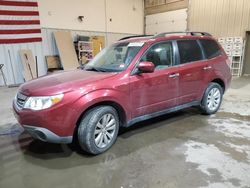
140, 42, 173, 70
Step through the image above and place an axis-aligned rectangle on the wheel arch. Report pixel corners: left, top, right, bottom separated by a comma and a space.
211, 78, 225, 93
75, 100, 127, 131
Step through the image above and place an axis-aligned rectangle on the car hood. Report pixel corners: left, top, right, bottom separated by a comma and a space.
19, 69, 117, 96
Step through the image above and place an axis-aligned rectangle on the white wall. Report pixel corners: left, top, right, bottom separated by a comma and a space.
146, 8, 187, 35
38, 0, 106, 32
38, 0, 144, 35
106, 0, 144, 34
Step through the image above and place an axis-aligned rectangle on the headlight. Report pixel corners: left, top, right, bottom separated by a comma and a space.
24, 94, 64, 110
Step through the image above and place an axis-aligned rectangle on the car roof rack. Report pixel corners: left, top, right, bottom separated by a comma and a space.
119, 35, 153, 41
154, 31, 212, 38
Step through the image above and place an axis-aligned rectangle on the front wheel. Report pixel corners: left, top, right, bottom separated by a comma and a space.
201, 82, 223, 115
78, 106, 119, 155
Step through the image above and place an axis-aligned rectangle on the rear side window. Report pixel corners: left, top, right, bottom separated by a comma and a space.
177, 40, 203, 64
200, 39, 221, 59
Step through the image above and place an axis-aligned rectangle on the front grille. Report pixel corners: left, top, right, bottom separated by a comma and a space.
16, 93, 28, 109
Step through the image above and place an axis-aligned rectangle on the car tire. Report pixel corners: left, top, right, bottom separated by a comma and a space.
78, 106, 119, 155
201, 82, 223, 115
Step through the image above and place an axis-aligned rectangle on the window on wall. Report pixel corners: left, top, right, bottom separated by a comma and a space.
140, 42, 174, 70
200, 39, 221, 59
177, 40, 203, 64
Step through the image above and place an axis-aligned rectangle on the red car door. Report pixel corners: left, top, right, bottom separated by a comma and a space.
129, 41, 179, 118
176, 40, 209, 105
178, 60, 209, 104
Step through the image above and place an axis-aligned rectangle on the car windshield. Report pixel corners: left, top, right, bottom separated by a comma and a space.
84, 42, 144, 72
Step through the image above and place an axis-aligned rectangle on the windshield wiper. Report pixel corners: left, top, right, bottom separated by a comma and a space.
84, 67, 106, 72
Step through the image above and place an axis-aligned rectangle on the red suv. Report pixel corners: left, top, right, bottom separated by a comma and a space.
13, 32, 232, 154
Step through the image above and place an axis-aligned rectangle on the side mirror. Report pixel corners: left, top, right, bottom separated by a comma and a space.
137, 61, 155, 73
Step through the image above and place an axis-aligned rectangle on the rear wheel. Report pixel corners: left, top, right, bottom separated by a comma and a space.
78, 106, 119, 155
201, 82, 223, 115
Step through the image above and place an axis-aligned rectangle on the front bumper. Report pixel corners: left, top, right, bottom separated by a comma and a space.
23, 125, 72, 144
13, 97, 79, 143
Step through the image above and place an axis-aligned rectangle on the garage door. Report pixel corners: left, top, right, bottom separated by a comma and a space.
146, 8, 188, 35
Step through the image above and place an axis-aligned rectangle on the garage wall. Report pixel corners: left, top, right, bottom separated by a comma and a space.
106, 0, 144, 34
0, 0, 144, 86
38, 0, 106, 32
146, 8, 187, 35
0, 29, 134, 86
189, 0, 250, 38
145, 0, 188, 15
38, 0, 144, 35
0, 42, 45, 86
41, 28, 133, 56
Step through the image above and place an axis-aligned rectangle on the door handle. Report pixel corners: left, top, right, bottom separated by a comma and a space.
169, 73, 179, 78
203, 66, 212, 70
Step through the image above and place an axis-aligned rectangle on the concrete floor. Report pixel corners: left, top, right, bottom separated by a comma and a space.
0, 77, 250, 188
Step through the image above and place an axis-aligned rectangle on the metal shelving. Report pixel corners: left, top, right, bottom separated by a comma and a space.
218, 37, 245, 77
78, 41, 93, 64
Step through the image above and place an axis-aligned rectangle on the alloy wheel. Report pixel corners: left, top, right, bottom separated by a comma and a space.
94, 113, 117, 148
207, 88, 221, 111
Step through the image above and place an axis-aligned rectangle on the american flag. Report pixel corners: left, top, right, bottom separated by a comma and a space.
0, 0, 42, 44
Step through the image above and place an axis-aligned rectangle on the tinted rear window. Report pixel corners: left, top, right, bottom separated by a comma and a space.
200, 39, 221, 59
177, 40, 203, 64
